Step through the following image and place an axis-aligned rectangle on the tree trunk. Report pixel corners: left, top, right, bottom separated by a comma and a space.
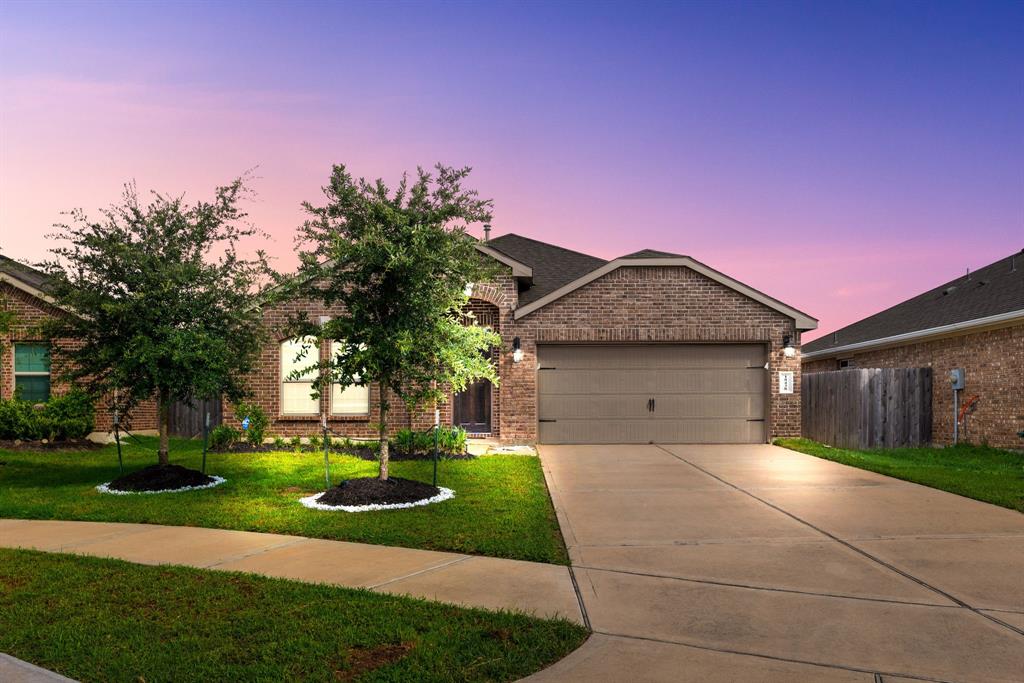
378, 395, 389, 481
158, 390, 170, 466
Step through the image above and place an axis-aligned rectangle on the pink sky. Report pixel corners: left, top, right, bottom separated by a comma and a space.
1, 2, 1020, 341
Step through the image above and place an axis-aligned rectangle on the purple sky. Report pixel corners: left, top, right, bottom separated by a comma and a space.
1, 1, 1021, 340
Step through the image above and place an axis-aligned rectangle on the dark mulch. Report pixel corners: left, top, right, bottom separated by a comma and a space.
316, 477, 440, 507
0, 438, 103, 452
106, 464, 216, 492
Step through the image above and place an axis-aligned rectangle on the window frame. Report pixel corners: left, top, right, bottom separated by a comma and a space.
279, 337, 320, 416
329, 340, 370, 417
13, 342, 52, 403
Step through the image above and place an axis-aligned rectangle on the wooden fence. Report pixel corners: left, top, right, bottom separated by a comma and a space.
169, 397, 222, 438
802, 368, 932, 449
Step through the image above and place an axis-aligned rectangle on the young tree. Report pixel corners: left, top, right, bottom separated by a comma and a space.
292, 164, 500, 481
40, 179, 273, 466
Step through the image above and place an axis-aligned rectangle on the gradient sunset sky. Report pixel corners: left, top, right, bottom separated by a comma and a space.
1, 1, 1021, 340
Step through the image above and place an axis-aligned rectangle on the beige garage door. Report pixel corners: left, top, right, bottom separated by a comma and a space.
537, 344, 767, 444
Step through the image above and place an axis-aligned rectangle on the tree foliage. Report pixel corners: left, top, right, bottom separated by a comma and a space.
289, 163, 500, 480
40, 178, 274, 464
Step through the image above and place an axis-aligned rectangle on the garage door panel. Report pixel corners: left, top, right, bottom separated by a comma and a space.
539, 344, 765, 369
540, 418, 766, 445
540, 368, 764, 395
537, 344, 767, 444
538, 393, 765, 420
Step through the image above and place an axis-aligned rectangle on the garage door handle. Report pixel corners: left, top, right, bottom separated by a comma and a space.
651, 398, 656, 412
539, 419, 557, 423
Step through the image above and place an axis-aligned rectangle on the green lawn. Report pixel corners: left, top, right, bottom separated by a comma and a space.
0, 548, 586, 682
0, 438, 568, 564
775, 438, 1024, 512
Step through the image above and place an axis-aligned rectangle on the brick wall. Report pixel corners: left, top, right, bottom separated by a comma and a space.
244, 265, 805, 444
1, 283, 158, 432
503, 265, 802, 442
803, 324, 1024, 448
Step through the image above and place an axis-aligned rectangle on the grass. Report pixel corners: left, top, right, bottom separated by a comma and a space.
0, 437, 568, 564
775, 438, 1024, 512
0, 548, 587, 682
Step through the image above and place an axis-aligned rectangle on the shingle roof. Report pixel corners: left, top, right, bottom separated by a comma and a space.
486, 234, 607, 305
803, 249, 1024, 355
619, 249, 686, 259
0, 254, 51, 293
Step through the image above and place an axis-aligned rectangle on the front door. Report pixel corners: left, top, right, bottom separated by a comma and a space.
454, 379, 492, 434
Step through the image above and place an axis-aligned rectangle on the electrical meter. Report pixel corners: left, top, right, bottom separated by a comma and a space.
949, 368, 965, 390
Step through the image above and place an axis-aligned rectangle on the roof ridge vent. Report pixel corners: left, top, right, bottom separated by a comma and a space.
942, 285, 957, 296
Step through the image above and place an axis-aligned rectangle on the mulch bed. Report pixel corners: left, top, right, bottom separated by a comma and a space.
0, 438, 103, 452
106, 464, 216, 492
316, 477, 441, 507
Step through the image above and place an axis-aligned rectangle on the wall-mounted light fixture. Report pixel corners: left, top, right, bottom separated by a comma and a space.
782, 334, 796, 358
463, 282, 474, 297
512, 337, 523, 363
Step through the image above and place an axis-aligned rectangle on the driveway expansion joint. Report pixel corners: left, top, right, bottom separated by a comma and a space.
574, 564, 961, 609
653, 444, 1024, 639
590, 630, 956, 683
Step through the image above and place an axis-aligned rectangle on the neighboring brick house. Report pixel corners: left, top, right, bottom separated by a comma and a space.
238, 234, 817, 445
0, 255, 158, 437
803, 249, 1024, 448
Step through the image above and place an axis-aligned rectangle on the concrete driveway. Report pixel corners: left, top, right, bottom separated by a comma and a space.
528, 444, 1024, 683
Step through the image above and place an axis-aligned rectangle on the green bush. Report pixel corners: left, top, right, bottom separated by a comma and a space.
393, 426, 467, 455
0, 390, 95, 441
209, 425, 239, 451
272, 435, 286, 449
289, 435, 302, 452
233, 401, 269, 446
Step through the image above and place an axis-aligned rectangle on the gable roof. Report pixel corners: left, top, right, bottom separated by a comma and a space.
486, 233, 607, 306
509, 251, 817, 328
619, 249, 685, 259
803, 249, 1024, 358
0, 253, 58, 305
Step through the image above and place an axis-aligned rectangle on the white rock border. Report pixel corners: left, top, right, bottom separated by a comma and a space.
95, 476, 227, 495
299, 486, 455, 512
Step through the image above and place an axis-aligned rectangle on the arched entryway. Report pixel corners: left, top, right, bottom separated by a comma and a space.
454, 299, 499, 434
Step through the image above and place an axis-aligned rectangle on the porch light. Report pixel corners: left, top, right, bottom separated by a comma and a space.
782, 334, 796, 358
464, 282, 474, 297
512, 337, 524, 363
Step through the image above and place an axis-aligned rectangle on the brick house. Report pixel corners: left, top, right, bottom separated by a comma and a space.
0, 255, 158, 437
802, 249, 1024, 448
235, 234, 817, 445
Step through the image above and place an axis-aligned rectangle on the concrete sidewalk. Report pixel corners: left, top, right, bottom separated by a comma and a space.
0, 518, 584, 624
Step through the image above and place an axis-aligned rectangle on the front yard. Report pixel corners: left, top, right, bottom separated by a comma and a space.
0, 548, 586, 682
776, 438, 1024, 512
0, 437, 568, 564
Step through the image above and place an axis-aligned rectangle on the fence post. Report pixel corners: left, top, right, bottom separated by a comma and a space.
201, 409, 210, 474
322, 414, 331, 490
113, 410, 124, 476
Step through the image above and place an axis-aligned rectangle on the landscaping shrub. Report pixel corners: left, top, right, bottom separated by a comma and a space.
272, 435, 286, 449
393, 426, 467, 455
0, 390, 94, 441
233, 401, 269, 446
209, 425, 240, 451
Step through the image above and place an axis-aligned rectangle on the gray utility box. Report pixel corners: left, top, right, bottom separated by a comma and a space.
949, 368, 966, 391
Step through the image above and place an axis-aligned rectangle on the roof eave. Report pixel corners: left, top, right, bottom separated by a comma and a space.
802, 309, 1024, 361
512, 257, 817, 329
475, 243, 533, 279
0, 272, 62, 309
